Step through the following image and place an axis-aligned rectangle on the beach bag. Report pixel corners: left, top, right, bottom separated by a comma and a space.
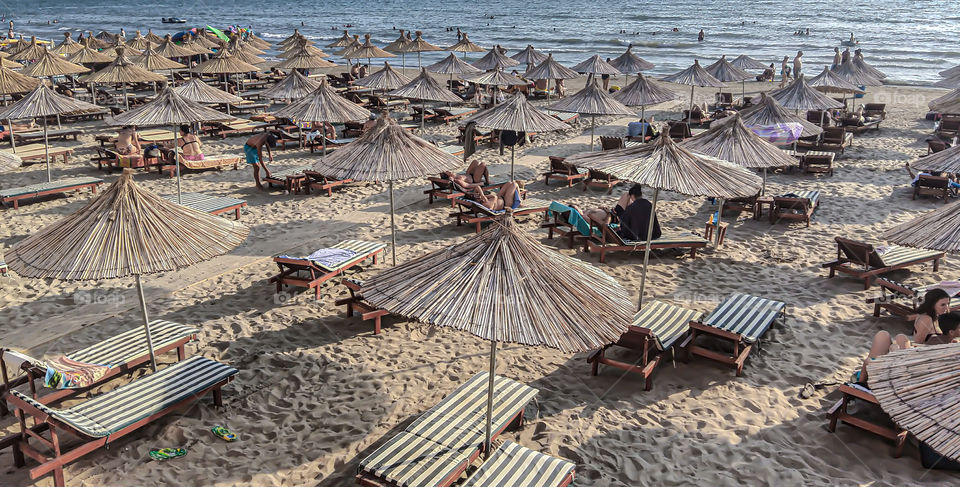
144, 144, 161, 158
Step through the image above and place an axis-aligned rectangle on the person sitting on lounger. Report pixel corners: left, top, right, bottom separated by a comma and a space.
904, 163, 960, 190
555, 78, 566, 97
442, 159, 487, 187
0, 120, 36, 139
616, 184, 661, 241
577, 186, 639, 227
244, 132, 277, 165
911, 288, 951, 343
166, 125, 203, 162
469, 180, 521, 210
115, 126, 142, 155
925, 311, 960, 344
757, 63, 775, 82
856, 330, 911, 384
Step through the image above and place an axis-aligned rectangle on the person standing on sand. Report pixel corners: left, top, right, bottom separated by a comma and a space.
831, 47, 841, 70
602, 58, 612, 91
7, 20, 12, 40
244, 132, 277, 166
793, 51, 803, 79
780, 56, 790, 87
841, 47, 850, 64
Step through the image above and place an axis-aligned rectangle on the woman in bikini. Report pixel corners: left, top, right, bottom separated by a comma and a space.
115, 126, 142, 156
441, 159, 487, 188
857, 330, 911, 385
912, 288, 950, 343
469, 180, 521, 210
167, 125, 203, 162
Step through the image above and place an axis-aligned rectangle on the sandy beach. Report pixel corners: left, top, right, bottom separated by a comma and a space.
1, 69, 959, 486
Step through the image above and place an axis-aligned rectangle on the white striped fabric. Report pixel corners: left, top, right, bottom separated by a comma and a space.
0, 177, 103, 198
633, 301, 703, 351
619, 232, 709, 246
877, 247, 943, 267
271, 165, 312, 179
701, 293, 786, 343
320, 240, 386, 271
360, 432, 475, 487
160, 193, 246, 214
465, 198, 552, 217
67, 321, 198, 367
781, 190, 820, 207
461, 440, 575, 487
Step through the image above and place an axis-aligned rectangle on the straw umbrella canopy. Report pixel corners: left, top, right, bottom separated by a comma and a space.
153, 34, 198, 59
866, 342, 960, 462
349, 34, 396, 67
883, 199, 960, 253
662, 59, 726, 123
446, 32, 486, 59
0, 150, 21, 172
912, 144, 960, 174
929, 87, 960, 111
0, 57, 19, 69
6, 169, 248, 371
227, 44, 266, 66
144, 29, 164, 44
246, 33, 272, 50
359, 213, 632, 457
274, 48, 337, 71
807, 66, 865, 94
280, 29, 308, 48
83, 47, 166, 109
189, 32, 220, 51
326, 30, 354, 48
940, 65, 960, 79
271, 78, 370, 154
565, 133, 762, 306
5, 35, 29, 55
471, 45, 519, 71
194, 46, 261, 93
522, 54, 580, 99
335, 35, 363, 60
20, 48, 88, 79
571, 54, 621, 76
735, 92, 823, 138
509, 44, 547, 71
427, 52, 483, 76
10, 37, 48, 62
853, 53, 886, 80
548, 76, 635, 150
311, 115, 462, 264
397, 30, 441, 68
174, 77, 242, 108
233, 39, 265, 56
383, 29, 412, 69
461, 92, 569, 176
705, 55, 751, 99
279, 42, 328, 59
831, 60, 882, 109
766, 75, 844, 112
463, 69, 528, 87
934, 74, 960, 90
930, 96, 960, 116
260, 70, 321, 101
51, 32, 83, 56
108, 37, 142, 57
0, 66, 41, 97
352, 61, 411, 92
613, 73, 680, 126
109, 86, 237, 201
95, 31, 118, 43
124, 31, 151, 50
131, 42, 186, 72
178, 35, 212, 57
67, 44, 115, 67
388, 68, 462, 129
608, 44, 654, 85
0, 84, 98, 180
730, 54, 768, 70
82, 33, 111, 50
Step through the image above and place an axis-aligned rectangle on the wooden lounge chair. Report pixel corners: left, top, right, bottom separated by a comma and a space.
713, 92, 734, 110
600, 136, 625, 151
936, 115, 960, 139
722, 193, 759, 218
801, 151, 835, 176
0, 177, 104, 209
542, 156, 587, 187
7, 356, 237, 487
770, 190, 820, 227
460, 440, 575, 487
806, 110, 831, 127
356, 372, 538, 487
822, 237, 944, 289
588, 300, 703, 390
545, 110, 579, 124
863, 103, 887, 120
541, 202, 594, 250
819, 126, 854, 154
912, 174, 952, 202
12, 129, 82, 144
160, 192, 247, 220
303, 170, 354, 196
270, 240, 385, 300
842, 118, 882, 134
214, 119, 269, 139
667, 121, 692, 141
160, 154, 241, 178
253, 162, 311, 193
336, 279, 390, 334
826, 382, 907, 457
583, 168, 621, 194
867, 277, 960, 318
307, 135, 357, 153
93, 147, 162, 172
681, 293, 787, 376
682, 108, 712, 126
2, 145, 73, 165
425, 170, 498, 207
450, 197, 551, 233
432, 107, 478, 123
585, 222, 708, 263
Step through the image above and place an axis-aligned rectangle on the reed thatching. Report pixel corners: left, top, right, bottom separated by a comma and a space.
613, 73, 680, 107
867, 342, 960, 461
334, 36, 362, 58
547, 77, 634, 116
471, 45, 520, 71
353, 62, 412, 91
0, 84, 99, 119
462, 92, 569, 132
131, 44, 187, 71
882, 200, 960, 253
173, 78, 242, 104
280, 29, 308, 47
940, 65, 960, 79
911, 144, 960, 174
766, 75, 844, 110
522, 53, 580, 80
179, 36, 212, 57
312, 114, 461, 181
246, 34, 272, 50
5, 35, 29, 55
82, 33, 111, 50
398, 31, 441, 54
67, 44, 115, 65
82, 48, 166, 84
732, 93, 823, 137
272, 78, 371, 123
608, 44, 654, 74
389, 68, 462, 103
930, 97, 960, 115
194, 47, 261, 75
661, 59, 726, 87
144, 29, 164, 44
705, 55, 751, 82
109, 38, 141, 57
20, 49, 89, 78
10, 37, 48, 62
682, 114, 798, 169
260, 70, 321, 100
564, 132, 762, 198
0, 150, 22, 173
326, 30, 354, 48
279, 42, 328, 59
832, 59, 882, 86
349, 34, 396, 61
152, 35, 198, 59
108, 86, 236, 126
806, 66, 865, 94
0, 66, 41, 95
933, 75, 960, 90
383, 30, 411, 53
426, 53, 483, 75
853, 55, 886, 80
234, 40, 265, 56
124, 31, 151, 50
6, 168, 249, 280
929, 87, 960, 111
360, 214, 633, 352
95, 31, 118, 43
446, 33, 485, 53
509, 45, 548, 66
189, 32, 220, 51
729, 54, 768, 70
274, 48, 337, 70
51, 32, 83, 56
571, 54, 621, 75
464, 69, 528, 87
227, 44, 265, 65
0, 57, 18, 69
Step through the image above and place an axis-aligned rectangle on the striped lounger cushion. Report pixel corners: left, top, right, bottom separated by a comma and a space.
313, 240, 386, 271
271, 165, 312, 179
11, 356, 236, 437
0, 177, 103, 199
359, 432, 477, 487
634, 300, 703, 351
881, 279, 960, 307
461, 440, 575, 487
876, 246, 943, 268
701, 293, 786, 343
782, 190, 820, 207
66, 320, 198, 367
620, 232, 709, 246
161, 193, 246, 215
469, 198, 552, 216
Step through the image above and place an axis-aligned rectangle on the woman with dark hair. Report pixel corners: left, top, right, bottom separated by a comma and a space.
913, 288, 951, 343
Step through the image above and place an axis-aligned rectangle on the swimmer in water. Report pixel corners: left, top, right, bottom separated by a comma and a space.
698, 29, 704, 42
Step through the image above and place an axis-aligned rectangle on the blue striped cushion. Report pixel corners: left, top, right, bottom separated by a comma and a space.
781, 190, 820, 207
0, 177, 103, 198
461, 440, 575, 487
701, 293, 786, 343
160, 193, 246, 214
633, 301, 703, 351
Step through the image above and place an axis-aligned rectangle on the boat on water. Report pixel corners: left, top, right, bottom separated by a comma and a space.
161, 18, 187, 24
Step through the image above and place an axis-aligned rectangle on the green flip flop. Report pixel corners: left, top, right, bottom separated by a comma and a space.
211, 425, 237, 442
149, 448, 187, 461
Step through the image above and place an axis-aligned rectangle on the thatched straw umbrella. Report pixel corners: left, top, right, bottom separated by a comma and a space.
930, 96, 960, 115
280, 29, 308, 48
463, 69, 527, 108
67, 40, 115, 66
279, 42, 328, 59
109, 87, 237, 201
471, 45, 519, 71
867, 343, 960, 463
446, 32, 486, 60
186, 32, 218, 52
359, 214, 632, 457
82, 32, 111, 50
940, 64, 960, 79
766, 75, 844, 115
312, 115, 461, 263
0, 57, 19, 69
461, 92, 569, 177
194, 45, 261, 93
571, 54, 621, 76
10, 37, 48, 62
523, 53, 580, 100
0, 66, 41, 105
912, 144, 960, 174
832, 59, 882, 109
226, 39, 265, 66
548, 76, 635, 150
131, 42, 187, 92
334, 35, 363, 62
734, 93, 823, 139
662, 60, 726, 124
929, 87, 960, 112
271, 78, 370, 154
233, 39, 265, 57
883, 199, 960, 253
388, 68, 462, 129
246, 33, 272, 50
853, 52, 886, 80
730, 54, 768, 71
274, 47, 338, 71
807, 65, 864, 99
608, 44, 654, 85
348, 34, 395, 68
20, 48, 88, 79
153, 34, 198, 61
382, 29, 412, 69
509, 44, 548, 72
934, 75, 960, 90
614, 73, 680, 125
565, 133, 761, 306
173, 78, 242, 116
353, 61, 411, 92
0, 84, 98, 178
95, 31, 118, 43
124, 30, 151, 50
83, 47, 166, 110
108, 37, 141, 57
0, 150, 21, 172
51, 32, 83, 56
260, 70, 321, 101
397, 30, 441, 69
6, 169, 248, 371
144, 29, 164, 44
326, 30, 354, 49
705, 55, 751, 100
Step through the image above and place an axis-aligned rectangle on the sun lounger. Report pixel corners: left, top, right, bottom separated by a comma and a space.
681, 293, 787, 376
863, 103, 887, 120
160, 192, 247, 220
451, 197, 551, 233
7, 356, 236, 487
541, 202, 594, 249
425, 171, 497, 207
842, 118, 882, 134
867, 278, 960, 318
912, 174, 953, 202
770, 190, 820, 227
160, 154, 242, 178
826, 382, 907, 457
336, 278, 390, 334
588, 300, 703, 390
1, 177, 104, 209
822, 237, 944, 289
411, 105, 438, 122
356, 372, 538, 487
2, 146, 73, 165
722, 193, 760, 218
936, 115, 960, 139
303, 170, 354, 196
435, 141, 464, 157
797, 126, 853, 154
432, 107, 478, 123
599, 136, 625, 151
60, 109, 108, 122
271, 240, 385, 300
228, 100, 270, 114
542, 156, 588, 187
583, 168, 621, 194
253, 163, 311, 193
214, 119, 269, 138
307, 135, 356, 153
12, 129, 82, 144
460, 440, 575, 487
801, 151, 835, 176
545, 110, 579, 124
585, 222, 708, 263
93, 147, 163, 172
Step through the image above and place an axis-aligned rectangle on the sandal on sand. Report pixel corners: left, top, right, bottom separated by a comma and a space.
211, 425, 237, 442
149, 448, 187, 461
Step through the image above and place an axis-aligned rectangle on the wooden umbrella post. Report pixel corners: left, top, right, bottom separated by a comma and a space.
8, 118, 16, 153
173, 123, 182, 204
484, 336, 497, 460
637, 188, 660, 309
135, 274, 158, 372
689, 85, 695, 126
714, 198, 724, 247
43, 116, 51, 182
389, 180, 397, 265
590, 114, 596, 151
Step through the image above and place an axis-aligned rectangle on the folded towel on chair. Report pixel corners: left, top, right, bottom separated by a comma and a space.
44, 356, 110, 389
548, 202, 592, 237
306, 248, 358, 268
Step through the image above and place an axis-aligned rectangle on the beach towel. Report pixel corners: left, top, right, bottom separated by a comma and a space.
44, 356, 110, 389
306, 248, 358, 268
748, 123, 803, 144
548, 202, 591, 237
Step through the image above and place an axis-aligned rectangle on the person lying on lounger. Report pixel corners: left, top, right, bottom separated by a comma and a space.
575, 184, 660, 240
910, 288, 951, 344
903, 163, 960, 191
856, 330, 911, 385
925, 311, 960, 344
0, 120, 37, 139
115, 125, 142, 156
576, 186, 638, 226
469, 180, 520, 210
441, 159, 487, 188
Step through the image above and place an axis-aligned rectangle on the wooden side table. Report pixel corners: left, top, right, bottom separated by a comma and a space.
704, 221, 729, 246
755, 196, 775, 221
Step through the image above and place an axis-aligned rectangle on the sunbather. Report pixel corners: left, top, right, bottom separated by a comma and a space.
575, 186, 639, 226
115, 125, 142, 155
166, 125, 203, 162
857, 330, 911, 384
469, 180, 520, 210
925, 311, 960, 344
441, 160, 487, 187
0, 120, 36, 139
911, 288, 950, 343
904, 163, 960, 190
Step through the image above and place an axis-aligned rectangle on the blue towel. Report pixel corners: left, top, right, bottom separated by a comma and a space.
547, 202, 592, 236
278, 248, 358, 268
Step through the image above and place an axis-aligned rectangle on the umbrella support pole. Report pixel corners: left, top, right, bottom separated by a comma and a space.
123, 84, 129, 111
43, 117, 51, 182
637, 188, 660, 310
714, 198, 724, 247
135, 274, 158, 372
322, 135, 327, 156
8, 118, 16, 153
762, 167, 767, 196
590, 115, 596, 151
510, 146, 515, 180
90, 82, 97, 106
484, 339, 497, 460
421, 99, 426, 131
688, 85, 695, 126
174, 124, 182, 204
389, 181, 397, 266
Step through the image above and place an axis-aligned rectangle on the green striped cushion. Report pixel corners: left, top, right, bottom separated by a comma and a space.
161, 193, 246, 214
13, 356, 237, 437
633, 301, 703, 351
621, 232, 709, 246
359, 432, 475, 487
0, 177, 103, 198
781, 190, 820, 207
702, 293, 786, 343
461, 440, 575, 487
67, 320, 198, 367
877, 247, 943, 267
316, 240, 386, 271
468, 198, 552, 216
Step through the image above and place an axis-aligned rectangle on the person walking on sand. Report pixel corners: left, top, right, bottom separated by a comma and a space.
602, 58, 612, 91
793, 50, 803, 79
831, 47, 841, 70
780, 56, 790, 87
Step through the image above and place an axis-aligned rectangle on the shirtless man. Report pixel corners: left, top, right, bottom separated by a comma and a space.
115, 126, 142, 155
793, 51, 803, 79
244, 132, 277, 165
167, 125, 203, 162
841, 47, 850, 64
831, 47, 841, 70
